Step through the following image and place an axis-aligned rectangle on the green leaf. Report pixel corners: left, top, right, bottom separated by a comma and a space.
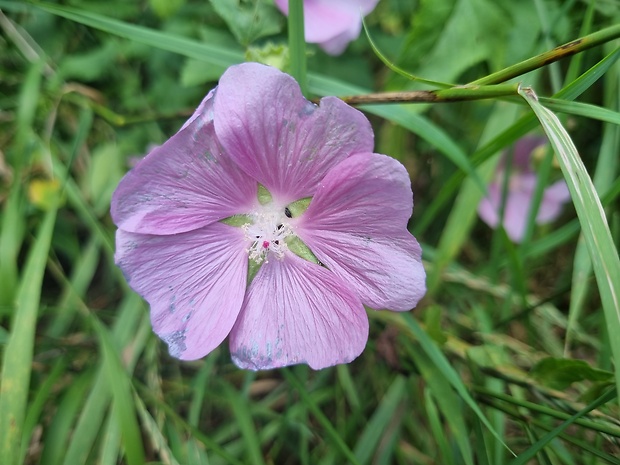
530, 358, 613, 390
149, 0, 185, 18
210, 0, 283, 46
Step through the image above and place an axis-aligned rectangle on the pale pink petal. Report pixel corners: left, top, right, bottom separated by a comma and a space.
477, 182, 502, 228
115, 222, 248, 360
511, 136, 547, 170
179, 90, 214, 132
537, 180, 570, 223
502, 188, 533, 242
229, 254, 368, 370
111, 96, 258, 235
274, 0, 379, 51
213, 63, 374, 203
295, 153, 425, 310
319, 26, 361, 55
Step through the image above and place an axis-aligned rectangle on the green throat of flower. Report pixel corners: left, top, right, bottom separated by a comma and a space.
221, 185, 319, 283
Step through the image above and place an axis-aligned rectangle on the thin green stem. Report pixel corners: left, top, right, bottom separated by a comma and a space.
470, 23, 620, 86
339, 83, 520, 105
288, 0, 307, 96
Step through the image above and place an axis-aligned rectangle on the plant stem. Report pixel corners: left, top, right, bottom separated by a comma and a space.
288, 0, 307, 96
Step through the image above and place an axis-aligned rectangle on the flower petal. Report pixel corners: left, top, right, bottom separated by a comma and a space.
229, 254, 368, 370
537, 180, 570, 223
115, 222, 248, 360
213, 62, 374, 203
477, 182, 501, 228
274, 0, 379, 46
502, 188, 533, 242
295, 153, 425, 310
111, 95, 257, 235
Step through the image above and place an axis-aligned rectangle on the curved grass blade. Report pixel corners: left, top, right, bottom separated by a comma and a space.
540, 98, 620, 125
361, 17, 453, 88
519, 86, 620, 406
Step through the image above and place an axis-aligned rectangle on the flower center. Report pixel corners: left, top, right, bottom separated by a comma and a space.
242, 207, 293, 264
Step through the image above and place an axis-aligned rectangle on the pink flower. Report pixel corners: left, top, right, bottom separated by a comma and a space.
274, 0, 380, 55
111, 63, 425, 370
478, 137, 571, 243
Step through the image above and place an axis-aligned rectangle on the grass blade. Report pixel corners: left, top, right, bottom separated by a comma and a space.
519, 86, 620, 407
282, 369, 361, 465
287, 0, 307, 96
0, 206, 57, 465
402, 314, 514, 456
508, 388, 617, 465
353, 376, 407, 465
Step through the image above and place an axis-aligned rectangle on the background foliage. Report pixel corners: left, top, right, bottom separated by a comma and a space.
0, 0, 619, 464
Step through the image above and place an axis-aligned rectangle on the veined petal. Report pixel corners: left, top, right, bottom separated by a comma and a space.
213, 62, 374, 203
295, 153, 425, 310
111, 96, 257, 235
229, 254, 368, 370
115, 222, 248, 360
299, 231, 425, 311
298, 153, 413, 232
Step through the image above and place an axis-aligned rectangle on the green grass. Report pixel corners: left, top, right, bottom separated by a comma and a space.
1, 0, 619, 464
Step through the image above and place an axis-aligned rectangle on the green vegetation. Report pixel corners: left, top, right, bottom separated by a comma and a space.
0, 0, 619, 463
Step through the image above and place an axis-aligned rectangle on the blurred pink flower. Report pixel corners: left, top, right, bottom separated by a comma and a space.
478, 137, 571, 243
274, 0, 380, 55
111, 62, 425, 370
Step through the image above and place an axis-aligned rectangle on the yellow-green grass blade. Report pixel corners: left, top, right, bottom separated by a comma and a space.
519, 86, 620, 407
0, 206, 57, 465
